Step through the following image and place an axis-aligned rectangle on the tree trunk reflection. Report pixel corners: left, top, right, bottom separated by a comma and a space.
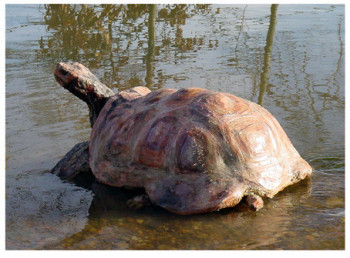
145, 4, 156, 88
258, 4, 278, 106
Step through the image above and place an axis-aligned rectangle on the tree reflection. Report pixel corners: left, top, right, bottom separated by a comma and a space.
39, 4, 211, 90
257, 4, 278, 106
145, 5, 156, 88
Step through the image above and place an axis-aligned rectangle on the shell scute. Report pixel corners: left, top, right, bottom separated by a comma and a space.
142, 88, 177, 105
165, 87, 207, 106
176, 129, 210, 173
137, 115, 178, 168
238, 122, 278, 159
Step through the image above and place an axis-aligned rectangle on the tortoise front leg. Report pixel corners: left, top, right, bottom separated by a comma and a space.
51, 141, 90, 180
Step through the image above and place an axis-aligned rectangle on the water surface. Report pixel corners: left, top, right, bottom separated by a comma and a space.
6, 4, 344, 250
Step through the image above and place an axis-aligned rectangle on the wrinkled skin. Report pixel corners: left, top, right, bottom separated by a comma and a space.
53, 62, 312, 215
54, 62, 115, 127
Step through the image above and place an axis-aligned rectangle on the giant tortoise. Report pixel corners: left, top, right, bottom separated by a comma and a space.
52, 62, 312, 215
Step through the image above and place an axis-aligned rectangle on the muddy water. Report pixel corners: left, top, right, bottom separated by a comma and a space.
6, 4, 344, 249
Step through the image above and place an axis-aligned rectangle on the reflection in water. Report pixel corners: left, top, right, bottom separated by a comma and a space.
258, 4, 278, 106
39, 4, 212, 90
327, 16, 344, 101
44, 177, 313, 250
6, 4, 345, 250
233, 6, 247, 59
145, 5, 156, 88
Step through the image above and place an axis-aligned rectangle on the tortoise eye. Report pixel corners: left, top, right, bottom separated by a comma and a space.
60, 69, 68, 76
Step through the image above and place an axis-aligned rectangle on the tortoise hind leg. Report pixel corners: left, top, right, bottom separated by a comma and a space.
126, 194, 151, 210
51, 141, 91, 181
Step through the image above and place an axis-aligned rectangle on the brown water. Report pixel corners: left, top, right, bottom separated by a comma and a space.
6, 4, 344, 250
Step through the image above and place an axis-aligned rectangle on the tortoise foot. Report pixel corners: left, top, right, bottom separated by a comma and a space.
126, 194, 150, 210
245, 194, 264, 211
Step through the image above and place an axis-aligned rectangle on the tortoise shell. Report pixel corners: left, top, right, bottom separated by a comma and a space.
89, 87, 312, 215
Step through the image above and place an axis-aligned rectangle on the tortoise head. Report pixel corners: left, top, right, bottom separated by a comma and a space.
54, 62, 102, 101
54, 62, 115, 127
54, 62, 85, 85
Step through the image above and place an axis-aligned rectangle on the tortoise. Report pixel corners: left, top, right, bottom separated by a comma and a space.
52, 61, 312, 215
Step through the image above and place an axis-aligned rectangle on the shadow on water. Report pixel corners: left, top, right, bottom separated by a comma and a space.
43, 174, 313, 250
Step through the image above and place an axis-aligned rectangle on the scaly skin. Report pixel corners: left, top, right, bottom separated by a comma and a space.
54, 62, 115, 127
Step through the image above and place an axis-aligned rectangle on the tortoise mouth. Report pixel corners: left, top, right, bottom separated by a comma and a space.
54, 73, 66, 86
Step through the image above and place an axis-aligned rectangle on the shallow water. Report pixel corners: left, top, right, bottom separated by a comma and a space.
6, 4, 344, 250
